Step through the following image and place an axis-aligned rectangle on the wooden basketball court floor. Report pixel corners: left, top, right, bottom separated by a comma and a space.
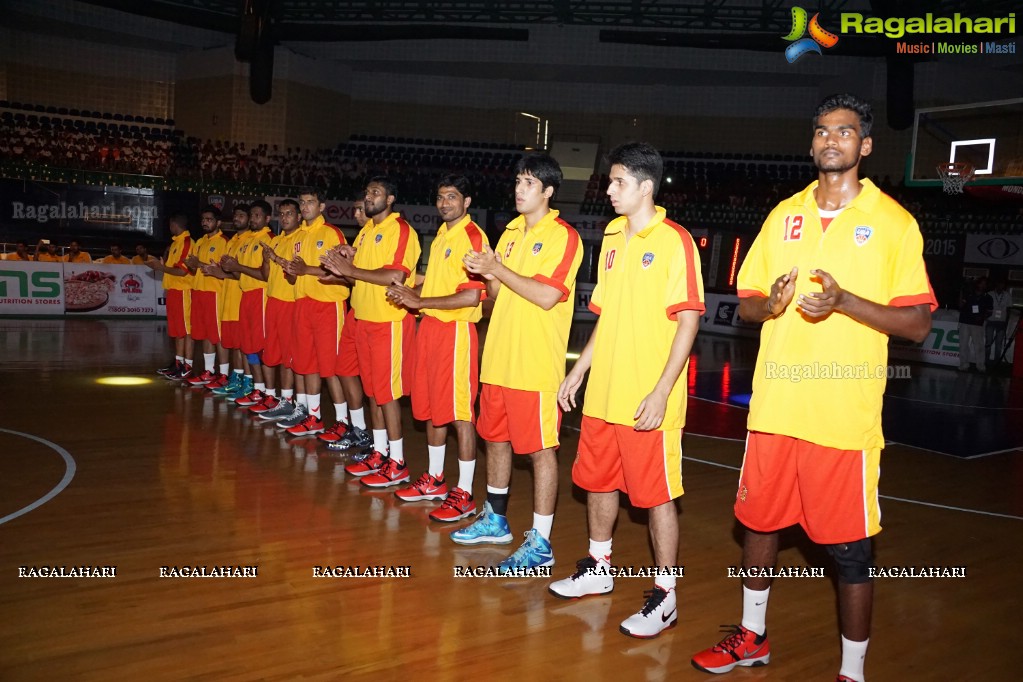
1, 317, 1021, 681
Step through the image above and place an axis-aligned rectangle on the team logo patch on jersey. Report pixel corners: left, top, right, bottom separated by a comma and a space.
504, 241, 516, 259
854, 226, 873, 246
316, 240, 324, 249
375, 234, 383, 243
209, 246, 215, 253
532, 242, 543, 255
642, 252, 655, 268
444, 248, 452, 259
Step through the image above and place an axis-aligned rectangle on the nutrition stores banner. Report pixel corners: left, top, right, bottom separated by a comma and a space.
0, 262, 161, 316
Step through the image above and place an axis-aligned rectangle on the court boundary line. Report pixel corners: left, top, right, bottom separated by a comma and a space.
0, 428, 77, 526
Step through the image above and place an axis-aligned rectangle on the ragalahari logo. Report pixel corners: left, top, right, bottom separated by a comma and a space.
783, 7, 839, 62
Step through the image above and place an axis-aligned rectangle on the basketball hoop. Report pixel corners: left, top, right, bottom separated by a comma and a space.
937, 161, 975, 194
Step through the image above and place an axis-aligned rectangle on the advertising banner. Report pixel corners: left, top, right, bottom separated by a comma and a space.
62, 263, 160, 316
0, 261, 64, 314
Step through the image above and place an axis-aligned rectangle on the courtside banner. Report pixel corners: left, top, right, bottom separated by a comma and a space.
63, 264, 159, 316
0, 261, 64, 314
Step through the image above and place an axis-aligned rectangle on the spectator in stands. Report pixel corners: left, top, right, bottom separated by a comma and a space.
5, 240, 33, 261
63, 239, 93, 263
101, 244, 131, 264
35, 239, 61, 262
958, 277, 991, 372
132, 244, 150, 264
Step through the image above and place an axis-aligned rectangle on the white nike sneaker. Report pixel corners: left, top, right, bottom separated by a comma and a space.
619, 585, 677, 638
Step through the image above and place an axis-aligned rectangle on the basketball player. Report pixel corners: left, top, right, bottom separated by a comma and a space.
146, 213, 193, 380
183, 205, 228, 387
385, 174, 488, 521
690, 94, 935, 682
206, 205, 252, 398
551, 143, 703, 638
454, 153, 583, 574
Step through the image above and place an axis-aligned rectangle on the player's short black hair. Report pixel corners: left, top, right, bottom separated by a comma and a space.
232, 203, 250, 214
279, 198, 299, 212
366, 176, 398, 202
515, 153, 563, 195
169, 213, 188, 228
297, 187, 323, 203
606, 142, 664, 195
435, 174, 474, 200
200, 204, 220, 217
814, 93, 873, 138
249, 199, 272, 215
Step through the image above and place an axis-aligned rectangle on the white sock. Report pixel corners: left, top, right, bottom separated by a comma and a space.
589, 538, 612, 564
389, 439, 404, 464
532, 513, 554, 541
373, 429, 388, 455
456, 459, 476, 492
350, 407, 366, 430
334, 402, 348, 423
175, 355, 184, 364
254, 382, 265, 393
220, 363, 230, 375
266, 388, 277, 398
232, 369, 243, 377
296, 393, 309, 407
741, 586, 770, 636
203, 353, 215, 372
839, 636, 868, 682
281, 389, 294, 400
654, 568, 676, 591
307, 393, 321, 418
427, 445, 445, 477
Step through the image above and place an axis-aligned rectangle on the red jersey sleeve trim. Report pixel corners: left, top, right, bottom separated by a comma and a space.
665, 219, 701, 305
588, 301, 602, 316
381, 264, 412, 276
890, 292, 938, 312
548, 221, 581, 288
456, 280, 487, 291
737, 288, 767, 299
533, 274, 571, 302
666, 301, 706, 320
325, 223, 347, 246
388, 218, 412, 270
465, 222, 485, 252
175, 236, 191, 271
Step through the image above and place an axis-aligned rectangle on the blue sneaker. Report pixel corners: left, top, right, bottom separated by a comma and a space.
497, 529, 554, 574
211, 372, 243, 396
450, 502, 513, 546
225, 376, 253, 402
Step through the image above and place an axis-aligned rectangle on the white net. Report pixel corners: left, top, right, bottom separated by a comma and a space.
937, 162, 975, 195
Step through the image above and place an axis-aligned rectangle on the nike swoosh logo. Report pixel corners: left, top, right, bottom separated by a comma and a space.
744, 643, 766, 658
754, 601, 766, 606
662, 608, 676, 623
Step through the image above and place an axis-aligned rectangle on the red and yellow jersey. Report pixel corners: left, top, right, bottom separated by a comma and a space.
584, 208, 705, 431
738, 178, 937, 450
421, 214, 488, 324
480, 209, 583, 392
295, 215, 349, 304
351, 212, 421, 322
163, 231, 192, 291
266, 227, 305, 303
238, 226, 273, 292
63, 251, 93, 263
190, 231, 229, 293
100, 255, 131, 264
220, 231, 245, 321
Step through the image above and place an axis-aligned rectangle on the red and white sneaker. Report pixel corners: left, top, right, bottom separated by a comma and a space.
691, 624, 770, 673
186, 369, 217, 386
249, 394, 280, 414
394, 472, 448, 502
234, 389, 264, 407
286, 414, 325, 436
360, 458, 410, 488
344, 450, 388, 477
317, 421, 350, 443
429, 487, 476, 522
205, 373, 229, 390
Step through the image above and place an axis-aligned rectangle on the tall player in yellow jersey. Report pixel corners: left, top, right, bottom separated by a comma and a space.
691, 95, 935, 682
322, 177, 421, 487
205, 205, 253, 398
184, 205, 229, 387
552, 143, 703, 638
386, 174, 489, 521
147, 213, 194, 380
457, 154, 583, 574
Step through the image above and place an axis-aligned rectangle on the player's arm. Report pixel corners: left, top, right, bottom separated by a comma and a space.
634, 309, 701, 431
386, 285, 481, 311
464, 245, 561, 310
557, 322, 598, 412
231, 261, 267, 281
738, 266, 798, 323
798, 269, 931, 342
